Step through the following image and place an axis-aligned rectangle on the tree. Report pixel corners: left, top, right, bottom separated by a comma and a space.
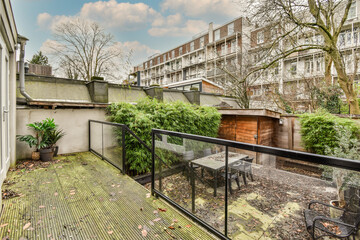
29, 51, 49, 65
48, 17, 128, 81
243, 0, 360, 114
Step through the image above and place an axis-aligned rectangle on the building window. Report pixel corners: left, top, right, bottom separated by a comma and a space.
179, 47, 183, 55
347, 30, 352, 45
145, 62, 148, 69
157, 57, 160, 64
228, 23, 234, 35
171, 50, 175, 59
257, 31, 264, 44
348, 1, 357, 19
190, 42, 194, 52
315, 57, 323, 72
163, 54, 166, 62
339, 32, 345, 47
231, 40, 236, 53
290, 61, 297, 75
274, 63, 279, 75
305, 58, 314, 73
270, 28, 277, 40
200, 37, 205, 47
221, 44, 226, 55
150, 60, 153, 67
215, 29, 220, 41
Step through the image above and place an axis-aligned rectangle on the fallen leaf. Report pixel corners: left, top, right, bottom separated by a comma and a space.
142, 229, 148, 237
168, 226, 175, 230
185, 225, 192, 228
146, 193, 151, 198
23, 222, 31, 230
149, 221, 154, 226
0, 223, 8, 228
172, 219, 178, 223
107, 230, 113, 235
138, 225, 142, 229
57, 166, 63, 169
47, 234, 52, 238
39, 205, 45, 209
158, 208, 166, 212
54, 192, 58, 196
140, 207, 143, 211
153, 210, 158, 214
153, 218, 161, 222
70, 192, 76, 195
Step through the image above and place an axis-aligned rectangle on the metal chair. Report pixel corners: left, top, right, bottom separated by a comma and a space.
304, 200, 360, 239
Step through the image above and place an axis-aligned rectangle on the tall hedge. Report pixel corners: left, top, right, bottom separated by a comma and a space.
299, 110, 360, 155
107, 98, 221, 174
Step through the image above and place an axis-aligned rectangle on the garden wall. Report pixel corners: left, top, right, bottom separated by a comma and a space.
16, 108, 106, 160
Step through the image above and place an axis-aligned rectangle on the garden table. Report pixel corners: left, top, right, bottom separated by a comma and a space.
190, 152, 248, 212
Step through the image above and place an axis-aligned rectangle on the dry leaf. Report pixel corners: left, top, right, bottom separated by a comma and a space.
107, 230, 113, 235
153, 210, 158, 214
142, 229, 148, 237
158, 208, 166, 212
39, 206, 45, 209
0, 223, 8, 228
153, 218, 161, 222
138, 225, 142, 229
140, 207, 143, 211
70, 192, 76, 195
168, 226, 175, 230
185, 225, 192, 228
23, 222, 31, 230
47, 234, 52, 238
146, 193, 151, 198
172, 219, 178, 223
54, 192, 58, 196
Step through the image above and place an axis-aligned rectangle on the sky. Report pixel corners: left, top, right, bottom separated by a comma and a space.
11, 0, 241, 76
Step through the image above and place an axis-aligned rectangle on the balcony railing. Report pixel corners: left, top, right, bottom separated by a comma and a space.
151, 129, 360, 240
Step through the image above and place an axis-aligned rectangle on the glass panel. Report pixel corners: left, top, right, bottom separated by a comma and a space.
154, 134, 227, 234
103, 124, 123, 171
90, 122, 102, 156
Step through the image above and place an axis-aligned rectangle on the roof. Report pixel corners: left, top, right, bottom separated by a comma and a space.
164, 77, 224, 90
218, 108, 281, 119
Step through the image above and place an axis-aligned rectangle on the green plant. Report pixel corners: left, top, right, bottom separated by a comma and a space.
47, 129, 66, 148
107, 98, 221, 174
17, 118, 59, 151
315, 86, 342, 114
299, 110, 360, 155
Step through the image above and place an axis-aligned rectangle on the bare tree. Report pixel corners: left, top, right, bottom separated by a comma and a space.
49, 17, 129, 81
241, 0, 360, 114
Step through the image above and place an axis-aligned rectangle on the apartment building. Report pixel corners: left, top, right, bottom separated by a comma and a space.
134, 1, 360, 111
134, 17, 247, 94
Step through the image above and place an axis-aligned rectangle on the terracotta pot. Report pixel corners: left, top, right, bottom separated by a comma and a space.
31, 151, 40, 161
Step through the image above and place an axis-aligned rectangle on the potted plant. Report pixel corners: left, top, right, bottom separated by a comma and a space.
17, 118, 63, 161
47, 129, 65, 156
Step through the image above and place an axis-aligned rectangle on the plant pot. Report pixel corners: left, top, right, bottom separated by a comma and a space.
53, 146, 59, 157
39, 148, 54, 162
330, 200, 343, 218
31, 151, 40, 161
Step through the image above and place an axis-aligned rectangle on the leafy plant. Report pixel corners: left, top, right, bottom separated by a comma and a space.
299, 110, 360, 155
107, 98, 221, 174
29, 51, 49, 65
16, 118, 63, 151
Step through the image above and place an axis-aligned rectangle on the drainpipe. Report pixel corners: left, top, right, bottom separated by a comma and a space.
18, 35, 32, 101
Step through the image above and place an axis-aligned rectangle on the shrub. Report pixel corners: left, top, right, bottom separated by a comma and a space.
299, 110, 360, 155
107, 98, 221, 174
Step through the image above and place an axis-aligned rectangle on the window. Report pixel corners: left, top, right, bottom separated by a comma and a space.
270, 28, 277, 40
157, 57, 160, 64
339, 32, 345, 47
145, 62, 148, 69
190, 42, 194, 52
257, 31, 264, 44
228, 23, 234, 35
290, 61, 297, 75
163, 54, 166, 62
354, 28, 359, 44
348, 1, 357, 19
215, 29, 220, 41
315, 57, 323, 72
274, 63, 279, 75
200, 37, 204, 47
347, 30, 352, 45
221, 44, 226, 55
305, 58, 314, 73
179, 47, 183, 55
231, 40, 236, 53
171, 50, 175, 59
150, 60, 153, 67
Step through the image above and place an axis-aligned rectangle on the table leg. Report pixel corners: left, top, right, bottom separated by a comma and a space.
214, 170, 217, 197
191, 163, 195, 213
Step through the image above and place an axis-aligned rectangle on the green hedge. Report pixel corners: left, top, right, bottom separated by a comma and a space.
299, 110, 360, 155
107, 98, 221, 174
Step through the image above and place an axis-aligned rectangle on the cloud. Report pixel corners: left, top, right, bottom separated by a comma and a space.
40, 39, 65, 54
161, 0, 240, 19
79, 0, 159, 30
114, 41, 160, 65
37, 12, 52, 29
149, 19, 208, 37
152, 13, 182, 27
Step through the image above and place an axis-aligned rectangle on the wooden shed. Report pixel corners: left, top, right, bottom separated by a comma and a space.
217, 109, 281, 165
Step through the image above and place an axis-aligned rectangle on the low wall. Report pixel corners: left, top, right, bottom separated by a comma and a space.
16, 108, 106, 160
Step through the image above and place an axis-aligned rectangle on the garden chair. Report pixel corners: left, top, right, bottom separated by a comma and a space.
304, 200, 360, 239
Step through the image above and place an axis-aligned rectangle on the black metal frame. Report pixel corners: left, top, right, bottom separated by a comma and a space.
151, 128, 360, 240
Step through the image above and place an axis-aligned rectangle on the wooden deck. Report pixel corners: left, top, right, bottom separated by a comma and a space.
0, 152, 216, 239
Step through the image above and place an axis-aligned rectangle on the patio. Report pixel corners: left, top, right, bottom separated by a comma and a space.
0, 152, 215, 239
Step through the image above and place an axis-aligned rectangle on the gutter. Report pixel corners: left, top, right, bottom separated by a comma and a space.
17, 35, 32, 101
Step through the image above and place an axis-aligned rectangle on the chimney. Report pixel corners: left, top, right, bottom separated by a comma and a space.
208, 22, 214, 43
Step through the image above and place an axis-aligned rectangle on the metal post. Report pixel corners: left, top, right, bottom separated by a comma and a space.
151, 131, 155, 196
191, 162, 195, 213
88, 120, 91, 151
225, 146, 228, 236
101, 123, 104, 158
122, 126, 126, 174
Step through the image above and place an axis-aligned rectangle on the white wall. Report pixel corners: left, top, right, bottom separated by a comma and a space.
16, 108, 106, 160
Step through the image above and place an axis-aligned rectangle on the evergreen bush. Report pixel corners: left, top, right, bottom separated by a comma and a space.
107, 98, 221, 174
